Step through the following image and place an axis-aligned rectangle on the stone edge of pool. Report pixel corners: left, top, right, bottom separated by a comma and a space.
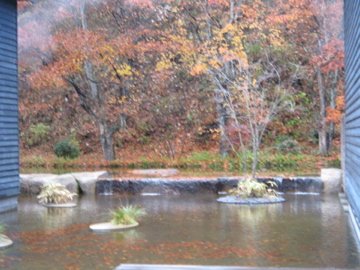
95, 176, 323, 195
19, 172, 327, 195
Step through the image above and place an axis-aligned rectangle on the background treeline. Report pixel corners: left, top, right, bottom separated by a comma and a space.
18, 0, 344, 173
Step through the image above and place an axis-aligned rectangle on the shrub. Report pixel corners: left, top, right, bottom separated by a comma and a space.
234, 151, 254, 172
229, 178, 278, 198
137, 135, 150, 145
111, 205, 146, 225
208, 161, 224, 171
37, 183, 77, 204
32, 156, 46, 167
136, 157, 166, 169
327, 158, 341, 168
22, 155, 46, 168
275, 136, 301, 154
25, 123, 51, 147
188, 151, 216, 161
53, 157, 68, 169
262, 153, 298, 171
54, 138, 80, 159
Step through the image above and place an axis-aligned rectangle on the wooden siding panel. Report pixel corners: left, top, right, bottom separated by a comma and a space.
0, 129, 18, 135
0, 98, 18, 105
0, 179, 19, 188
0, 115, 18, 123
0, 151, 18, 159
0, 85, 17, 93
0, 62, 17, 71
0, 169, 18, 179
0, 188, 19, 198
0, 10, 16, 21
0, 0, 18, 202
0, 51, 16, 65
344, 1, 360, 225
0, 103, 18, 111
0, 65, 17, 74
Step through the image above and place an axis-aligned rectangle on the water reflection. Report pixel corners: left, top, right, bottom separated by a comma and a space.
112, 230, 143, 243
228, 203, 283, 224
42, 208, 77, 229
0, 194, 358, 270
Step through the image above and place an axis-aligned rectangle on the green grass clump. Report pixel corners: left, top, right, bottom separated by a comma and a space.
54, 138, 80, 159
186, 151, 219, 162
179, 151, 225, 170
22, 155, 47, 168
275, 136, 301, 154
111, 205, 146, 225
138, 158, 166, 169
25, 123, 51, 147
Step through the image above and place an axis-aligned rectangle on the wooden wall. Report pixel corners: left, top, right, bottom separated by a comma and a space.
0, 0, 19, 212
344, 0, 360, 226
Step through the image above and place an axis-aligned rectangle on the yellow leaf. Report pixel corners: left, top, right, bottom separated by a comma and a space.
190, 63, 207, 76
156, 59, 172, 71
116, 64, 132, 77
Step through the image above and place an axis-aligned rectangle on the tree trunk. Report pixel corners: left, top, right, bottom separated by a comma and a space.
99, 121, 115, 161
214, 84, 230, 157
328, 69, 339, 152
251, 132, 259, 179
217, 107, 229, 157
317, 67, 328, 155
80, 0, 115, 161
328, 89, 335, 152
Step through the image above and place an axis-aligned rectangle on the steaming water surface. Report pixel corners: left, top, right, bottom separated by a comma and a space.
0, 194, 358, 269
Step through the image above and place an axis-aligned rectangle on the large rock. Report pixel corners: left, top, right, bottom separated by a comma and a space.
71, 171, 108, 194
130, 169, 179, 177
20, 174, 78, 195
321, 168, 342, 194
55, 174, 79, 193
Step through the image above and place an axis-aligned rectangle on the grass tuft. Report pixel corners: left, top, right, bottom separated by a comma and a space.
229, 178, 278, 198
37, 183, 77, 204
110, 205, 146, 225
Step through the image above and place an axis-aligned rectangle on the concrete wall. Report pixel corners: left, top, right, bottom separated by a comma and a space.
0, 0, 19, 212
344, 1, 360, 227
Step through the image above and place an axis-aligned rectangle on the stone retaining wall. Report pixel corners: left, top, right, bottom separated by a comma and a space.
96, 176, 323, 195
20, 173, 323, 196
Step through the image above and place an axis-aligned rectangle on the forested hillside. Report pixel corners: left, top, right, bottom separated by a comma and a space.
18, 0, 344, 173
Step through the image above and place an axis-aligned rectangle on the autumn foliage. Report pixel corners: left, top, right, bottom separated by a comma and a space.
18, 0, 344, 162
